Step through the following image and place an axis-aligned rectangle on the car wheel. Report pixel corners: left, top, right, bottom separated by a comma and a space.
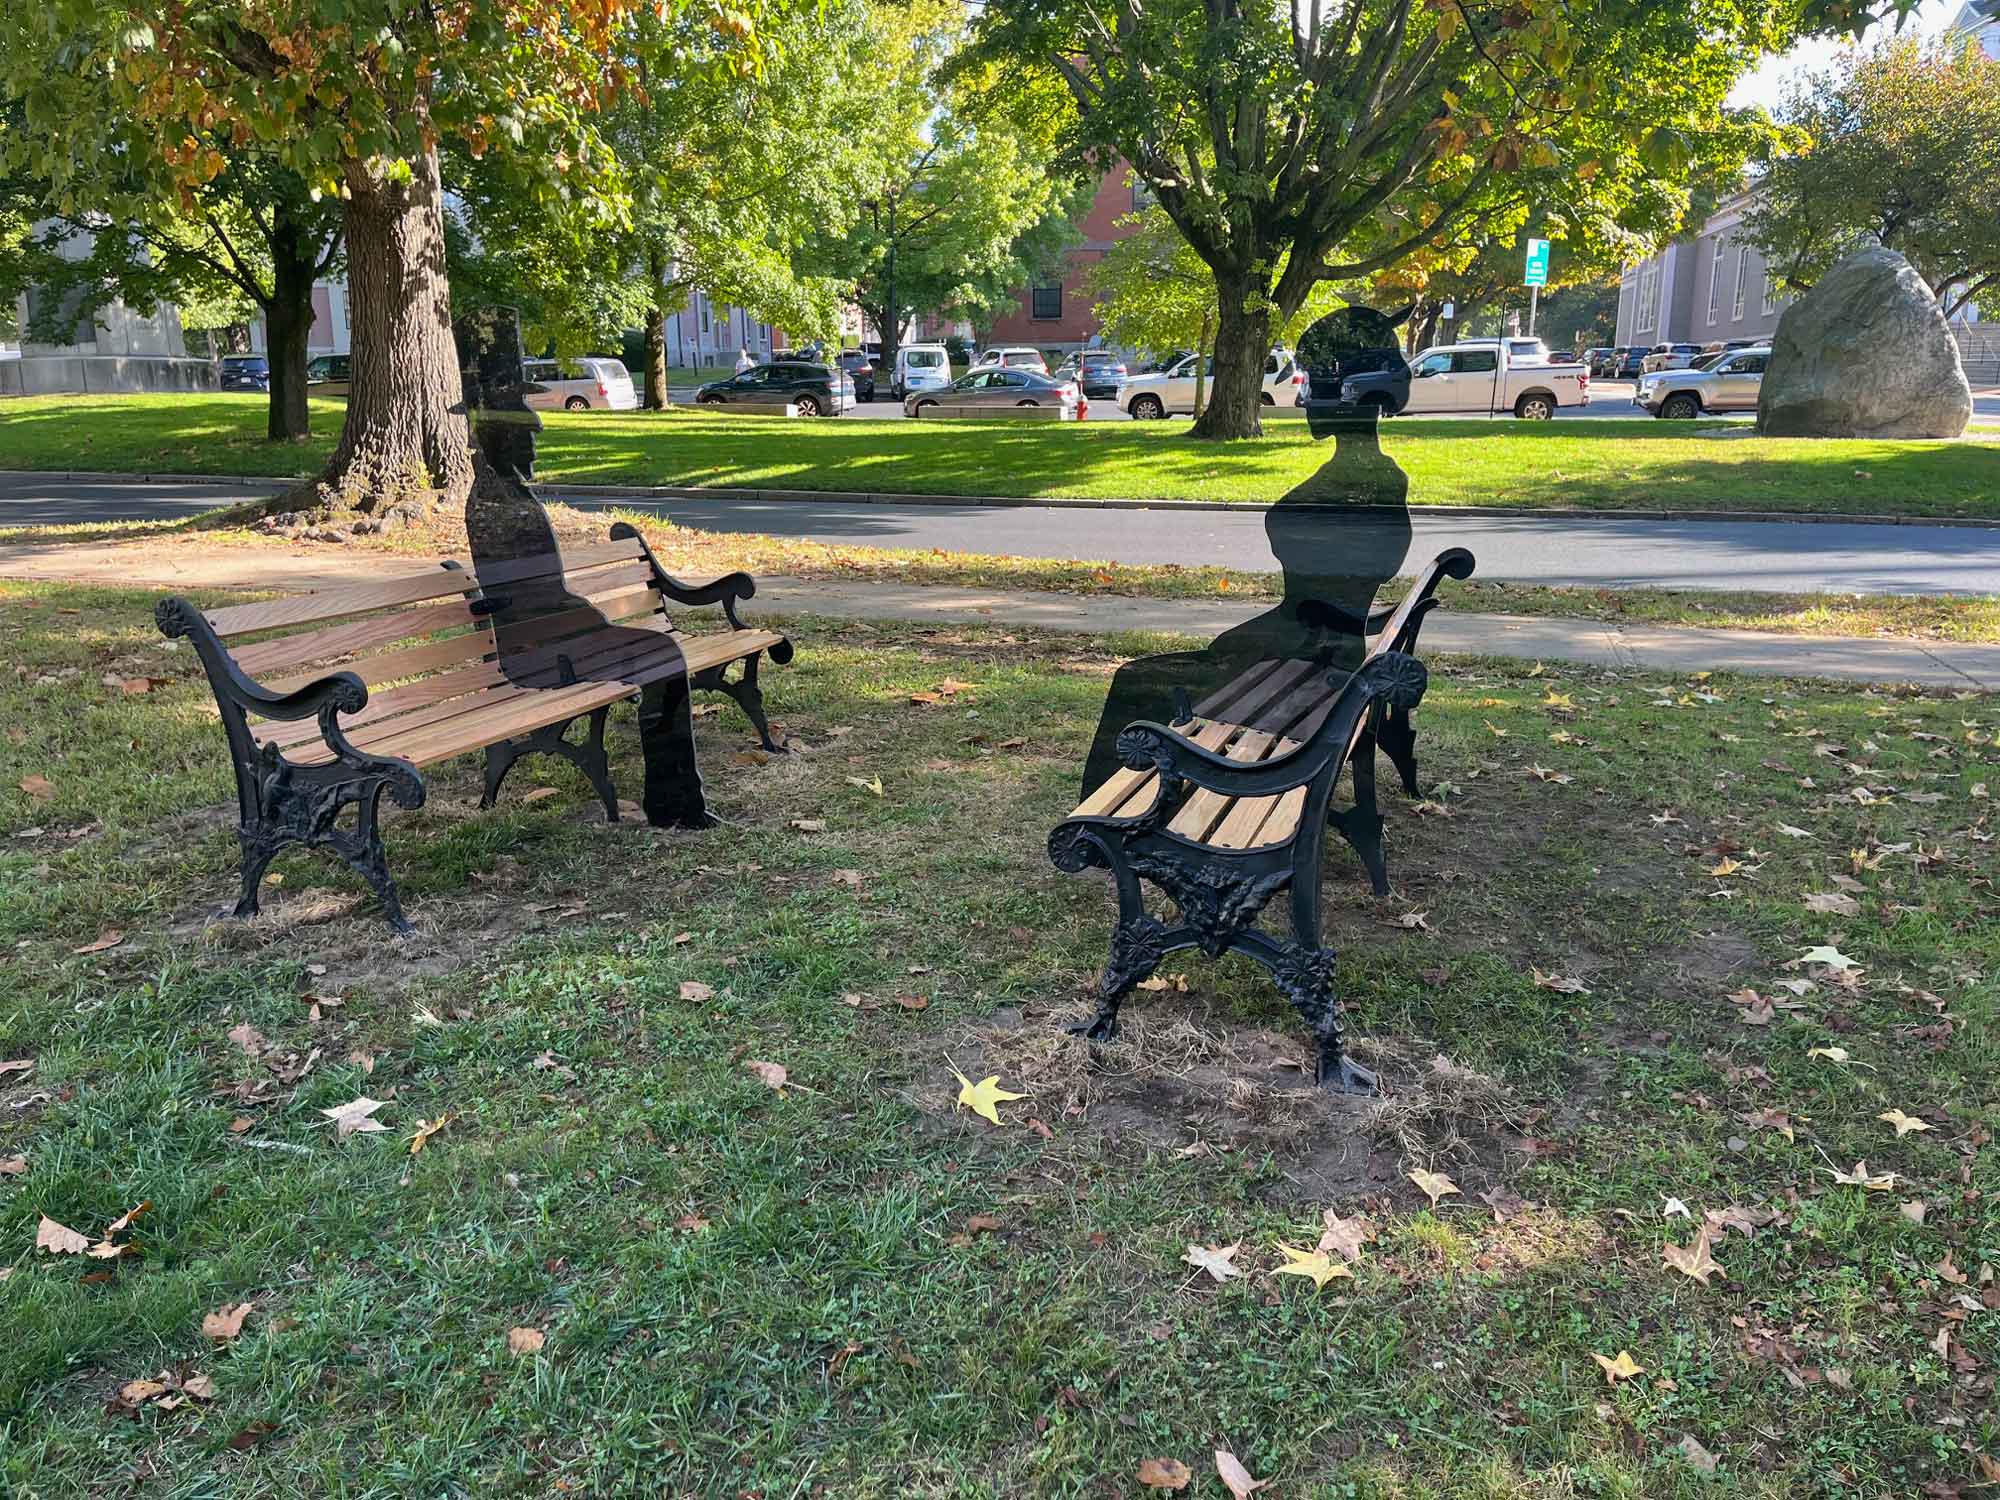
1514, 393, 1556, 421
1660, 393, 1701, 420
1259, 392, 1275, 405
696, 394, 722, 405
1130, 394, 1165, 420
794, 394, 821, 417
1016, 399, 1038, 407
564, 396, 589, 411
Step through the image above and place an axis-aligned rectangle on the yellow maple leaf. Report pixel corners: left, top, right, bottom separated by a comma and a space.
951, 1067, 1023, 1126
1592, 1349, 1645, 1384
1878, 1109, 1931, 1138
1271, 1241, 1351, 1290
1706, 858, 1743, 877
407, 1113, 453, 1156
1662, 1227, 1726, 1285
1409, 1168, 1459, 1208
1826, 1159, 1896, 1190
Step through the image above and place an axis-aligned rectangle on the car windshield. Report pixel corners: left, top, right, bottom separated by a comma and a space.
1690, 353, 1723, 370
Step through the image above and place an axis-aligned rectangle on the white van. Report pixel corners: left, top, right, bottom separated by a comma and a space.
894, 344, 952, 400
523, 356, 638, 411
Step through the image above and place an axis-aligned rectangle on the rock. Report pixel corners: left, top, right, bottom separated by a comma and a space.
1758, 247, 1972, 439
349, 519, 379, 536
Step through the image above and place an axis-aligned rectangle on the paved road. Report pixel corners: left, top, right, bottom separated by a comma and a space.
5, 472, 1994, 596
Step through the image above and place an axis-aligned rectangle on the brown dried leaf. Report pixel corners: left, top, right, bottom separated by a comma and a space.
319, 1095, 388, 1138
202, 1301, 253, 1341
743, 1059, 788, 1091
226, 1022, 267, 1058
36, 1214, 89, 1255
71, 929, 125, 955
0, 1155, 26, 1176
1137, 1457, 1192, 1490
520, 786, 561, 803
1181, 1241, 1242, 1283
408, 1114, 453, 1155
17, 774, 54, 800
678, 980, 714, 1003
1804, 891, 1860, 916
1408, 1168, 1459, 1208
1662, 1228, 1726, 1285
1214, 1449, 1270, 1498
506, 1325, 545, 1355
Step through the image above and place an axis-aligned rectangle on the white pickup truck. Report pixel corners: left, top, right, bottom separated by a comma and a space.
1343, 342, 1588, 419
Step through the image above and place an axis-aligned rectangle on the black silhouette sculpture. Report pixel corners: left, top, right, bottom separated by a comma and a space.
455, 307, 710, 828
1080, 306, 1416, 798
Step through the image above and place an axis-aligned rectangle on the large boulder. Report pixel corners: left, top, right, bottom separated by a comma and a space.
1757, 247, 1972, 439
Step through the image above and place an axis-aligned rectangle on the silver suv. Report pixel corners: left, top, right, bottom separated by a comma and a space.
1635, 347, 1770, 418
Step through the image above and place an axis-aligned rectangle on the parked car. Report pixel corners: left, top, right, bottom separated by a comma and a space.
1704, 337, 1763, 353
694, 359, 852, 416
969, 346, 1050, 375
220, 355, 270, 392
1582, 347, 1619, 377
1053, 350, 1129, 400
904, 367, 1082, 417
1546, 349, 1584, 364
892, 343, 953, 399
522, 356, 638, 411
1608, 347, 1648, 378
1635, 346, 1769, 418
304, 353, 351, 397
1115, 348, 1301, 418
835, 349, 877, 401
1640, 342, 1706, 373
1343, 342, 1587, 419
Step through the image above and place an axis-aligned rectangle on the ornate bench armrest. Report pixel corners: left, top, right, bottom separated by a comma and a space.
156, 597, 368, 723
606, 520, 773, 636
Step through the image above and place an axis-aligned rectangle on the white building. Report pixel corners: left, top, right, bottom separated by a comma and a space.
1, 225, 215, 395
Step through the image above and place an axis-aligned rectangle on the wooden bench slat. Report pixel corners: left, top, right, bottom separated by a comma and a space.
1207, 735, 1306, 849
465, 536, 647, 589
263, 625, 496, 697
1167, 728, 1275, 841
205, 568, 477, 639
1069, 718, 1235, 820
1192, 657, 1294, 722
233, 598, 482, 678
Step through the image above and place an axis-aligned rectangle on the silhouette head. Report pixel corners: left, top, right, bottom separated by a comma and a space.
1297, 303, 1413, 407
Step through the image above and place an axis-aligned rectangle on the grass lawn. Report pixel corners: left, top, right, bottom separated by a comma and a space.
2, 393, 1995, 518
2, 580, 1995, 1495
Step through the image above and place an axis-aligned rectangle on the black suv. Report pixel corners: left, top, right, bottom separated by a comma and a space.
835, 350, 877, 401
694, 360, 853, 416
220, 355, 270, 392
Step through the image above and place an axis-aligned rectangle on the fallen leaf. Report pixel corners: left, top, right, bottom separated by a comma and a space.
225, 1421, 277, 1450
1900, 1198, 1927, 1225
1677, 1434, 1718, 1473
104, 1202, 150, 1235
1808, 1045, 1854, 1064
119, 1378, 169, 1404
181, 1374, 216, 1400
1662, 1196, 1691, 1219
1137, 972, 1189, 993
520, 786, 561, 803
1137, 1458, 1192, 1490
36, 1214, 89, 1255
1593, 1349, 1645, 1384
895, 994, 929, 1011
1805, 891, 1860, 916
1662, 1228, 1725, 1285
674, 1214, 710, 1232
743, 1059, 788, 1091
789, 818, 826, 833
844, 775, 884, 797
319, 1096, 389, 1138
506, 1326, 545, 1355
407, 1114, 453, 1155
0, 1058, 32, 1078
1878, 1109, 1931, 1138
1826, 1160, 1895, 1190
1775, 823, 1812, 838
71, 929, 125, 955
202, 1302, 253, 1341
1182, 1241, 1242, 1283
228, 1116, 254, 1135
1387, 910, 1433, 932
1214, 1448, 1270, 1498
951, 1068, 1024, 1126
1793, 945, 1860, 971
1531, 967, 1590, 994
17, 774, 54, 799
0, 1155, 25, 1175
678, 980, 714, 1003
1706, 857, 1743, 877
1317, 1211, 1373, 1261
964, 1213, 1001, 1236
1409, 1168, 1459, 1208
1271, 1241, 1351, 1289
226, 1022, 267, 1058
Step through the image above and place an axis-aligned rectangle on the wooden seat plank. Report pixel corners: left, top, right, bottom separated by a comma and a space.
1207, 735, 1306, 849
464, 536, 646, 589
233, 598, 482, 679
1069, 718, 1235, 820
1166, 729, 1275, 841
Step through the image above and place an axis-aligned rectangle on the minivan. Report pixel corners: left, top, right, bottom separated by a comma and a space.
304, 353, 351, 397
894, 344, 952, 399
523, 356, 638, 411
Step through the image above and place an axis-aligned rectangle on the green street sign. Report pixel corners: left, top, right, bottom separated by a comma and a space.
1523, 238, 1551, 288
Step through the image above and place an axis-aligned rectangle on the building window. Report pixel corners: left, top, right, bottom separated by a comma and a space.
1732, 246, 1749, 319
1761, 270, 1778, 317
1707, 237, 1726, 324
699, 299, 710, 334
1031, 284, 1062, 321
1636, 264, 1658, 334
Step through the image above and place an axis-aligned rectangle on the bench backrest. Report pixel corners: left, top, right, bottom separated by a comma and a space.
200, 534, 667, 700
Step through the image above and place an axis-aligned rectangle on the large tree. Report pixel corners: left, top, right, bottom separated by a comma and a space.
1746, 34, 2000, 317
973, 0, 1909, 439
809, 0, 1085, 381
14, 0, 760, 508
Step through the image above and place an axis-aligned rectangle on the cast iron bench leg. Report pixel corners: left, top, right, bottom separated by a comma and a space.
1328, 727, 1390, 897
482, 707, 620, 822
1273, 863, 1376, 1095
696, 653, 787, 754
237, 763, 416, 935
1376, 703, 1421, 798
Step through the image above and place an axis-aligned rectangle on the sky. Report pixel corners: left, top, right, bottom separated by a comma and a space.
1726, 0, 1967, 109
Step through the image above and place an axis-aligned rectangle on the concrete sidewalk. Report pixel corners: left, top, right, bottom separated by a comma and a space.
0, 537, 1992, 690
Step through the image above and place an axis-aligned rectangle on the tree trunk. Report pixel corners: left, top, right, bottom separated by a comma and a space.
1191, 310, 1212, 417
1190, 271, 1271, 440
643, 245, 670, 410
877, 297, 899, 394
320, 140, 472, 510
263, 206, 318, 443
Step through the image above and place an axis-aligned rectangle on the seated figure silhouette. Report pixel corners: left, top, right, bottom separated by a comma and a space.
456, 307, 707, 827
1079, 305, 1415, 799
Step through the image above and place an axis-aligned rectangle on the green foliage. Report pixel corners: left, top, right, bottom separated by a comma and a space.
970, 0, 1917, 435
806, 0, 1087, 350
1745, 33, 2000, 315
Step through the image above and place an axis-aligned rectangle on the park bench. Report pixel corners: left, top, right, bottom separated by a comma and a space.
1047, 547, 1474, 1094
157, 522, 792, 934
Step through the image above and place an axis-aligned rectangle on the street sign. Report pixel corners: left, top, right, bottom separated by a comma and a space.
1523, 239, 1550, 288
1440, 301, 1455, 319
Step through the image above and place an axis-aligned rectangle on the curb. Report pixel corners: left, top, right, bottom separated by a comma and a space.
8, 469, 1999, 531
